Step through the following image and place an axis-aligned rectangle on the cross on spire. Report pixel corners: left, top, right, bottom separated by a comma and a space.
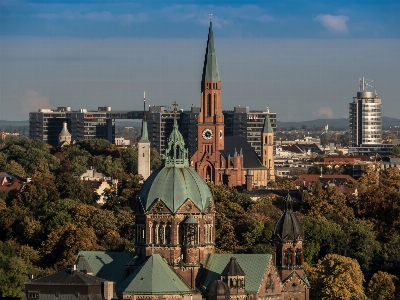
173, 101, 178, 113
209, 13, 213, 21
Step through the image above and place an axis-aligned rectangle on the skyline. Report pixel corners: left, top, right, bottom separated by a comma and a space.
0, 0, 399, 121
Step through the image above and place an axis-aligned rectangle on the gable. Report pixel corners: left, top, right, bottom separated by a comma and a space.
175, 198, 202, 214
281, 271, 310, 292
76, 251, 138, 286
147, 199, 173, 214
201, 254, 271, 293
117, 254, 191, 294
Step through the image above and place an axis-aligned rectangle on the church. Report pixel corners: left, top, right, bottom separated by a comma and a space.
189, 21, 274, 188
23, 106, 309, 300
22, 21, 308, 300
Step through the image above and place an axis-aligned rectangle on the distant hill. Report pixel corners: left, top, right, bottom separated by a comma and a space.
277, 116, 400, 130
0, 120, 29, 127
1, 116, 399, 130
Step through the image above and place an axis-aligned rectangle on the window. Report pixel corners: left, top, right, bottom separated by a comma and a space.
207, 94, 211, 117
27, 292, 39, 299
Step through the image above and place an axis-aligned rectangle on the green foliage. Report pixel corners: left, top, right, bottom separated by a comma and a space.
76, 138, 112, 155
308, 254, 365, 300
150, 148, 161, 171
367, 271, 398, 300
301, 217, 344, 264
121, 148, 138, 174
391, 144, 400, 157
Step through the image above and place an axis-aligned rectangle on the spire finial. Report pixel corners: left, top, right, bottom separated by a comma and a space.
173, 101, 178, 114
209, 13, 213, 22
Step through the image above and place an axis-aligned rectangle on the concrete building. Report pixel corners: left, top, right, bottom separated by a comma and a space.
224, 106, 276, 156
29, 106, 115, 146
349, 77, 382, 147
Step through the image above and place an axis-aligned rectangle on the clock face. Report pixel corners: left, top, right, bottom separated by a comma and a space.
219, 129, 223, 139
202, 128, 213, 140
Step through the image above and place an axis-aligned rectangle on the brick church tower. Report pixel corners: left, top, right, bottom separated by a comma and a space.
191, 21, 245, 186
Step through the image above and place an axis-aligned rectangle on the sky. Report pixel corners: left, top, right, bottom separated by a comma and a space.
0, 0, 399, 121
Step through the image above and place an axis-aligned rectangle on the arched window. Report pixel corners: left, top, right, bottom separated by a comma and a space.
207, 94, 211, 117
206, 166, 212, 182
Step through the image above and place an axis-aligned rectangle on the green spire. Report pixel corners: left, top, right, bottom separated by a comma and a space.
139, 92, 150, 143
262, 115, 273, 134
202, 21, 220, 85
162, 102, 189, 167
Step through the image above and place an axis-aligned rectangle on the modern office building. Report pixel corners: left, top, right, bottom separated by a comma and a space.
224, 106, 276, 156
29, 106, 116, 146
349, 77, 382, 147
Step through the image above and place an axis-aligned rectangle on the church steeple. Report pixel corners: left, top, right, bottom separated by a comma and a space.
138, 92, 151, 180
262, 114, 273, 134
202, 20, 220, 89
139, 92, 149, 143
163, 102, 189, 167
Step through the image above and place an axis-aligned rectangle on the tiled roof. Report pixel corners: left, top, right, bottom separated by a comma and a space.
138, 166, 213, 213
202, 254, 271, 293
222, 137, 266, 169
77, 251, 138, 286
0, 172, 27, 192
22, 294, 101, 300
117, 254, 191, 294
221, 257, 245, 276
26, 269, 106, 284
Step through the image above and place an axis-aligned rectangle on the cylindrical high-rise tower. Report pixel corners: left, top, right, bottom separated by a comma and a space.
349, 77, 382, 147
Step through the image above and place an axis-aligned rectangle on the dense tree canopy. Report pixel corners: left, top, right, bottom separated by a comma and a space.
1, 137, 400, 297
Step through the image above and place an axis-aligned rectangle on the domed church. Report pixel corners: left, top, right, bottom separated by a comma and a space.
22, 108, 309, 300
22, 24, 309, 300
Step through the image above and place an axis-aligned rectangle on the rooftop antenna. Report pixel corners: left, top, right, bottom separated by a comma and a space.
143, 91, 147, 121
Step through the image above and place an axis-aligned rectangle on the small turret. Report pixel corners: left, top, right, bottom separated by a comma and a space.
58, 121, 71, 146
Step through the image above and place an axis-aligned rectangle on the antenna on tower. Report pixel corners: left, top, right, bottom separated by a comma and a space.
143, 91, 147, 121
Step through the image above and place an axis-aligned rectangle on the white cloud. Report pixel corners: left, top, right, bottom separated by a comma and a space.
313, 106, 335, 119
36, 10, 147, 25
19, 91, 51, 114
315, 14, 349, 33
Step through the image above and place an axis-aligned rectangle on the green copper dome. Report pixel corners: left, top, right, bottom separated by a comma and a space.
138, 108, 213, 213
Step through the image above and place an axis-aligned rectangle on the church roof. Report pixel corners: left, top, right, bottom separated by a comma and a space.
138, 166, 213, 213
221, 257, 246, 276
138, 109, 213, 213
139, 119, 149, 143
26, 268, 107, 285
273, 192, 304, 242
262, 115, 273, 134
201, 254, 271, 293
76, 251, 139, 286
221, 136, 267, 169
139, 96, 150, 143
59, 122, 71, 137
202, 21, 220, 83
117, 254, 191, 294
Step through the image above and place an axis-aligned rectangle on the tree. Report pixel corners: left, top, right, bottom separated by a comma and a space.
340, 219, 380, 274
41, 223, 103, 270
121, 148, 138, 174
367, 271, 397, 300
301, 216, 345, 264
391, 144, 400, 157
56, 173, 98, 204
309, 254, 365, 300
150, 148, 161, 171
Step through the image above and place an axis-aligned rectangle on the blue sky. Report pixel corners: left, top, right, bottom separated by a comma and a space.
1, 0, 399, 121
